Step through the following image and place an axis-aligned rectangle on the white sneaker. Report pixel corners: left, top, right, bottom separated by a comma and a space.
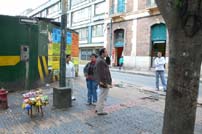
72, 96, 76, 101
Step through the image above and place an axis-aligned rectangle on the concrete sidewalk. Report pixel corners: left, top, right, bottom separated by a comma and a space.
0, 76, 201, 134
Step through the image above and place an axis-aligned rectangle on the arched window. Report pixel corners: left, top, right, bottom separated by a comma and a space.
114, 29, 124, 47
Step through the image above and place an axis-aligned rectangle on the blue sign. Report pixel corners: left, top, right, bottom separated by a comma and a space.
66, 32, 72, 45
52, 28, 72, 44
52, 28, 61, 43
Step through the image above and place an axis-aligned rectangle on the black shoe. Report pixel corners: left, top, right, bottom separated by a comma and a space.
97, 112, 108, 115
86, 102, 92, 105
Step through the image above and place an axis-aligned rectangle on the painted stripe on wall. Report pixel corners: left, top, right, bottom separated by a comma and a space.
0, 56, 20, 66
38, 57, 44, 81
42, 56, 49, 76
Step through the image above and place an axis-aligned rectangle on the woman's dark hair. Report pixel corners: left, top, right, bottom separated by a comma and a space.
99, 48, 106, 56
105, 56, 111, 65
91, 53, 98, 58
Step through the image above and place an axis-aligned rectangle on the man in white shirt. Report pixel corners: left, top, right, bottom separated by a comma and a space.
154, 52, 167, 92
66, 54, 76, 100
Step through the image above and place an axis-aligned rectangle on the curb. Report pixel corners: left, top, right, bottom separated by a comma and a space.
141, 88, 202, 105
110, 69, 155, 77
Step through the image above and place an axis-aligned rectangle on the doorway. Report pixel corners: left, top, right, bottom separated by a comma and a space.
116, 47, 123, 66
151, 41, 166, 67
150, 23, 167, 67
114, 29, 124, 66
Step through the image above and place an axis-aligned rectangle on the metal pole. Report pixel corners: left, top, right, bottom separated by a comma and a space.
109, 18, 113, 59
109, 0, 113, 59
59, 0, 68, 87
25, 61, 29, 90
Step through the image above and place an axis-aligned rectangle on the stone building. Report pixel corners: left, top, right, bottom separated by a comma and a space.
105, 0, 168, 69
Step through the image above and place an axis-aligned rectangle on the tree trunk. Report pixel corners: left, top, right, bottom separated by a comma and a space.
163, 26, 202, 134
155, 1, 202, 133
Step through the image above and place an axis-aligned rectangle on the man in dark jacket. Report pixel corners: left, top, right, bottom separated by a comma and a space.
95, 48, 112, 115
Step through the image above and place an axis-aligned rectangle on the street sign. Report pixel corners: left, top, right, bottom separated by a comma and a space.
20, 18, 37, 24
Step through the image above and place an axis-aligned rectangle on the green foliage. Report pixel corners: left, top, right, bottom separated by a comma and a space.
175, 0, 183, 8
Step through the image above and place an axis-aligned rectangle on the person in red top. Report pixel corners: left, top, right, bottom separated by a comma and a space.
83, 53, 98, 105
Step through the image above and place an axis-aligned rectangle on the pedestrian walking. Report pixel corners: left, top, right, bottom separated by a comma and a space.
83, 53, 98, 105
66, 54, 76, 100
154, 52, 167, 92
95, 48, 112, 115
119, 56, 124, 70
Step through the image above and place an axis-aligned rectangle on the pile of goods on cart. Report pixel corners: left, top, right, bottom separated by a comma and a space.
21, 89, 48, 117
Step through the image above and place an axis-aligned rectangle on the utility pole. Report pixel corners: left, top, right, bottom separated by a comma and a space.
109, 0, 113, 62
59, 0, 68, 87
109, 18, 113, 58
53, 0, 71, 109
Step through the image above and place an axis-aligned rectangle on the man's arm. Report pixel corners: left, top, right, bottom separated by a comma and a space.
83, 63, 89, 77
72, 64, 75, 78
154, 58, 159, 67
158, 58, 166, 65
96, 60, 107, 84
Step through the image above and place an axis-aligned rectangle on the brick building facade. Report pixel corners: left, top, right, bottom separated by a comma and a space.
106, 0, 169, 69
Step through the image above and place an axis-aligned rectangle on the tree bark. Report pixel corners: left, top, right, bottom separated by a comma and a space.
163, 28, 202, 134
155, 0, 202, 134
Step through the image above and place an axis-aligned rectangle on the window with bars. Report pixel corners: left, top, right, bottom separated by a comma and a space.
71, 0, 87, 7
48, 3, 60, 15
81, 49, 93, 60
76, 28, 88, 40
72, 7, 91, 23
95, 2, 105, 15
92, 24, 104, 37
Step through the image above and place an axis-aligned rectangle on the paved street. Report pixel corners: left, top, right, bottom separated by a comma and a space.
110, 71, 202, 98
0, 69, 201, 134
